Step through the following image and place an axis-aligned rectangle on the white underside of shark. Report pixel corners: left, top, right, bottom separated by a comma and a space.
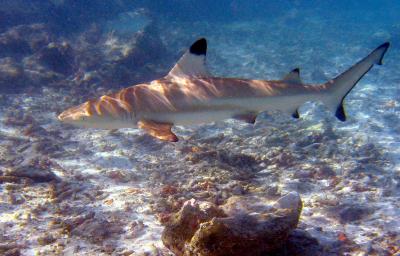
58, 38, 390, 142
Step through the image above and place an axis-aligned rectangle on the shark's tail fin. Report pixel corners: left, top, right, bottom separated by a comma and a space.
323, 42, 390, 121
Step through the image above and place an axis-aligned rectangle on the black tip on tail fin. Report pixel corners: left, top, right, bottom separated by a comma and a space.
335, 102, 346, 122
190, 38, 207, 56
375, 42, 390, 65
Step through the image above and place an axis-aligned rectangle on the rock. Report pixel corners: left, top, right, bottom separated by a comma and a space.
96, 22, 169, 86
4, 156, 59, 183
4, 248, 20, 256
337, 204, 372, 223
60, 212, 124, 244
185, 149, 260, 181
0, 243, 22, 256
0, 16, 170, 93
0, 24, 62, 93
161, 199, 227, 255
270, 229, 323, 256
326, 203, 373, 224
0, 24, 51, 58
0, 58, 25, 92
0, 176, 23, 184
315, 166, 336, 179
37, 234, 56, 246
71, 218, 119, 244
3, 113, 37, 127
275, 192, 302, 210
162, 193, 303, 256
36, 42, 74, 75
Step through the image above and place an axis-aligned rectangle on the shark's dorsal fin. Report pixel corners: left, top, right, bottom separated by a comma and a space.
167, 38, 210, 78
283, 68, 302, 84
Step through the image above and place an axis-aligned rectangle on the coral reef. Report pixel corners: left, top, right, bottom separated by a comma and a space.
162, 193, 303, 256
3, 156, 59, 183
0, 19, 170, 94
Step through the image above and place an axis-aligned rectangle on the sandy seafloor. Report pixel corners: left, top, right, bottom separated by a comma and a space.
1, 9, 400, 256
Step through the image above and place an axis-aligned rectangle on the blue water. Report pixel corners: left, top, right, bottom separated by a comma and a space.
0, 1, 399, 255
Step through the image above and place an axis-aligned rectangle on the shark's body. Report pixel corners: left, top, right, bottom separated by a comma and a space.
122, 77, 328, 126
58, 38, 390, 142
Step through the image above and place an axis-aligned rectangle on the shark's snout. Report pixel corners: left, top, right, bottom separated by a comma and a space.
57, 110, 76, 123
57, 103, 92, 124
57, 97, 135, 129
57, 112, 67, 122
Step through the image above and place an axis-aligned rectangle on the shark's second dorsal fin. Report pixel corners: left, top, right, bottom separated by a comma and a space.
167, 38, 210, 78
283, 68, 302, 84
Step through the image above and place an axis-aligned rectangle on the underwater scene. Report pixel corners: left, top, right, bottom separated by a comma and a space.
0, 0, 399, 255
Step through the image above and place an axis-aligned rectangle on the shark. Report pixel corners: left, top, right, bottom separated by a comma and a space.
58, 38, 390, 142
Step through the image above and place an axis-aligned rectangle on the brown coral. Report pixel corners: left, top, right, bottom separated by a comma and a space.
162, 193, 303, 256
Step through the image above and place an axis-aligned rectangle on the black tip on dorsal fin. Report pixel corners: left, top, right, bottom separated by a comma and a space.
292, 68, 300, 75
190, 38, 207, 56
167, 38, 209, 78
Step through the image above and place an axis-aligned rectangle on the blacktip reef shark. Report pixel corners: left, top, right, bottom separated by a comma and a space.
58, 38, 390, 142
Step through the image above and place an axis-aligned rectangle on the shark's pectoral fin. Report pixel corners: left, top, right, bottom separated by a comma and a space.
138, 120, 178, 142
233, 113, 257, 124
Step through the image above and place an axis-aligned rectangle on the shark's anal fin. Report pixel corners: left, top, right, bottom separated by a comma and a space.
233, 113, 257, 124
292, 109, 300, 119
335, 102, 346, 122
138, 120, 178, 142
283, 68, 302, 84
